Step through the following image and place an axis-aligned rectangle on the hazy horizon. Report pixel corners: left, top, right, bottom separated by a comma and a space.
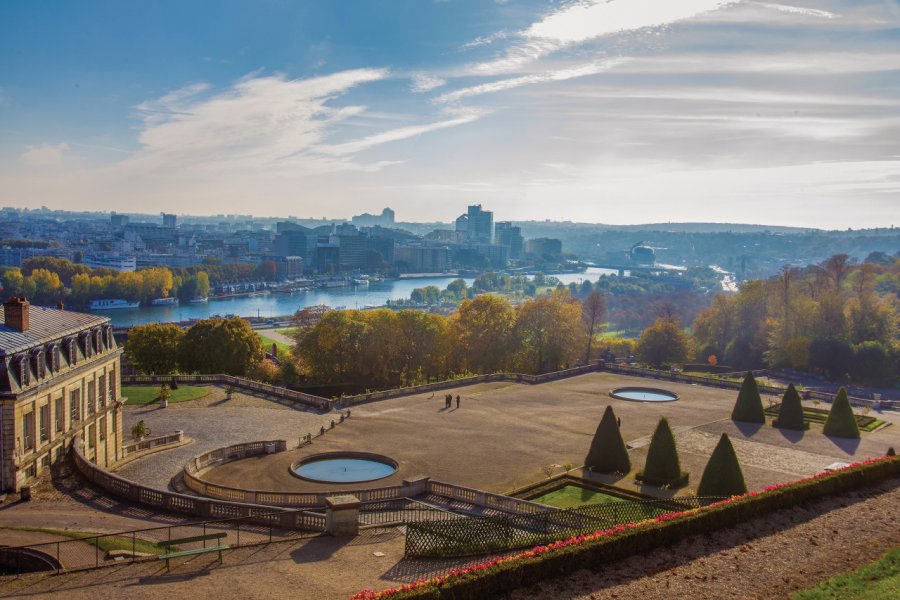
2, 1, 898, 228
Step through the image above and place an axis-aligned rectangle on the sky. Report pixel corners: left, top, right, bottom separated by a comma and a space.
1, 0, 898, 228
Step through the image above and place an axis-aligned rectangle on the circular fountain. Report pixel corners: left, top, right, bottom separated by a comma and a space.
609, 387, 679, 402
290, 452, 398, 483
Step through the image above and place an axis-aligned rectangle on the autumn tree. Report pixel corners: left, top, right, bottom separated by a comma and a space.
514, 290, 585, 373
124, 323, 184, 374
635, 317, 689, 367
449, 295, 516, 373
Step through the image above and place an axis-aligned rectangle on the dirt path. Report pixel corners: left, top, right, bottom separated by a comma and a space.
506, 478, 900, 600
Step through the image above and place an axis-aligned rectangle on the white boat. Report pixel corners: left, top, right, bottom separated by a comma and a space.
352, 278, 369, 286
151, 297, 179, 306
188, 296, 208, 304
90, 299, 140, 310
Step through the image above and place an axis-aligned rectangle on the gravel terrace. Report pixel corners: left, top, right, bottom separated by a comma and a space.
117, 385, 338, 489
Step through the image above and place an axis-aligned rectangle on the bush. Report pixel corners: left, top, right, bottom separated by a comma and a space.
130, 420, 148, 440
823, 387, 860, 439
731, 371, 765, 424
584, 406, 631, 474
773, 383, 807, 430
636, 417, 688, 487
697, 433, 747, 497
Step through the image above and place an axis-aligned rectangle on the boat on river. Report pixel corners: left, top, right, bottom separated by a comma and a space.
90, 299, 140, 310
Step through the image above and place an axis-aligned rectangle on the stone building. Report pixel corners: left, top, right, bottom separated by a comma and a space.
0, 297, 123, 493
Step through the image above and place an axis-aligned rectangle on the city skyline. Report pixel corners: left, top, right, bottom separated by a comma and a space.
1, 1, 898, 228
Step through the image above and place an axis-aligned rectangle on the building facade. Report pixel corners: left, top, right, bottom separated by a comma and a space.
0, 297, 123, 493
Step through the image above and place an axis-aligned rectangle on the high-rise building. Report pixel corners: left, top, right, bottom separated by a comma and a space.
525, 238, 563, 259
162, 213, 177, 229
495, 222, 524, 260
110, 213, 130, 228
465, 205, 493, 243
274, 222, 318, 269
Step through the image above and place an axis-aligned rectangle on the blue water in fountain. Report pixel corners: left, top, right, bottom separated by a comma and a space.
613, 389, 678, 402
295, 458, 396, 483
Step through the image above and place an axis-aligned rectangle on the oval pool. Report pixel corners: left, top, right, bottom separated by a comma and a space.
291, 452, 398, 483
610, 387, 679, 402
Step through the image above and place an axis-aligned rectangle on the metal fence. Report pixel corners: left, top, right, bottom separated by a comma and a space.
0, 507, 324, 577
405, 497, 719, 557
358, 497, 467, 528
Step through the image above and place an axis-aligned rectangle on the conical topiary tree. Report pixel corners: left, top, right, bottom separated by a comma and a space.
731, 371, 765, 424
584, 405, 631, 474
773, 383, 807, 430
636, 417, 688, 487
697, 433, 747, 498
822, 387, 860, 439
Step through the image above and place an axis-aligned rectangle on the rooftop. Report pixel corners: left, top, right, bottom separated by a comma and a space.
0, 305, 108, 355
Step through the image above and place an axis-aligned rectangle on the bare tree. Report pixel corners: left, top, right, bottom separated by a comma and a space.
582, 291, 607, 362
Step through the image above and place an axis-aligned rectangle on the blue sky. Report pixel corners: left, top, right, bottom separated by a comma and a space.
1, 0, 898, 227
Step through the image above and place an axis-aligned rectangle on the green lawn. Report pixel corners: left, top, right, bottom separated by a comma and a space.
257, 333, 291, 356
3, 527, 169, 556
793, 547, 900, 600
765, 404, 885, 432
531, 485, 628, 509
122, 385, 209, 406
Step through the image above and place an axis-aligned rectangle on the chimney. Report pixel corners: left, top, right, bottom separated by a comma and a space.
4, 296, 30, 332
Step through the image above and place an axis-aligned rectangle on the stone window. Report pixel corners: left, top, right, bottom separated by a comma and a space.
87, 380, 96, 415
55, 395, 65, 433
39, 404, 50, 443
32, 349, 46, 379
22, 412, 34, 451
48, 344, 61, 372
98, 374, 107, 407
99, 415, 107, 442
70, 388, 81, 422
66, 338, 77, 366
17, 355, 30, 387
108, 371, 116, 403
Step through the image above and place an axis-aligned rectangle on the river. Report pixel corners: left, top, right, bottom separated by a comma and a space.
97, 268, 626, 328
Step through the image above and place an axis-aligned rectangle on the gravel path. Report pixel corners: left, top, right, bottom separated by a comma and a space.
505, 478, 900, 600
118, 386, 336, 489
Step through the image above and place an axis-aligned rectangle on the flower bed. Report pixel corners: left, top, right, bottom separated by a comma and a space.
351, 456, 900, 600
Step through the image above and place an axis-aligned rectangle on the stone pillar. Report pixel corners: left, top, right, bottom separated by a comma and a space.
401, 476, 430, 497
325, 495, 360, 536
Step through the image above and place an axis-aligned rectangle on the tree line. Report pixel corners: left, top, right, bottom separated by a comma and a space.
631, 254, 899, 385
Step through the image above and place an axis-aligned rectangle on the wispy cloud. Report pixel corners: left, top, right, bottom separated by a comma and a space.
753, 2, 837, 19
473, 0, 732, 74
436, 61, 621, 103
319, 108, 487, 155
21, 143, 69, 166
410, 73, 447, 93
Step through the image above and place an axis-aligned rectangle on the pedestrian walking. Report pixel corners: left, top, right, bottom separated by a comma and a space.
456, 395, 460, 408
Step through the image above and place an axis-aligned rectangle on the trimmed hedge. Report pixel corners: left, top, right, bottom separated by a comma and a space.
697, 433, 747, 498
635, 417, 689, 488
350, 456, 900, 600
584, 405, 631, 474
773, 383, 808, 430
823, 387, 860, 439
731, 371, 765, 423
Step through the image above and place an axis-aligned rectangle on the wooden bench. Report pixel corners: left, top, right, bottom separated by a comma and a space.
157, 532, 229, 572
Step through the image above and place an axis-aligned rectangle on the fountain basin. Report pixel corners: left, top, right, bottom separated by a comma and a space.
290, 452, 398, 483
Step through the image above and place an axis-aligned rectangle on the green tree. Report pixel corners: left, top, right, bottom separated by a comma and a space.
178, 317, 265, 376
697, 433, 747, 497
635, 317, 689, 367
773, 383, 807, 430
636, 417, 688, 487
584, 405, 631, 474
822, 387, 860, 439
731, 371, 765, 423
125, 323, 184, 374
